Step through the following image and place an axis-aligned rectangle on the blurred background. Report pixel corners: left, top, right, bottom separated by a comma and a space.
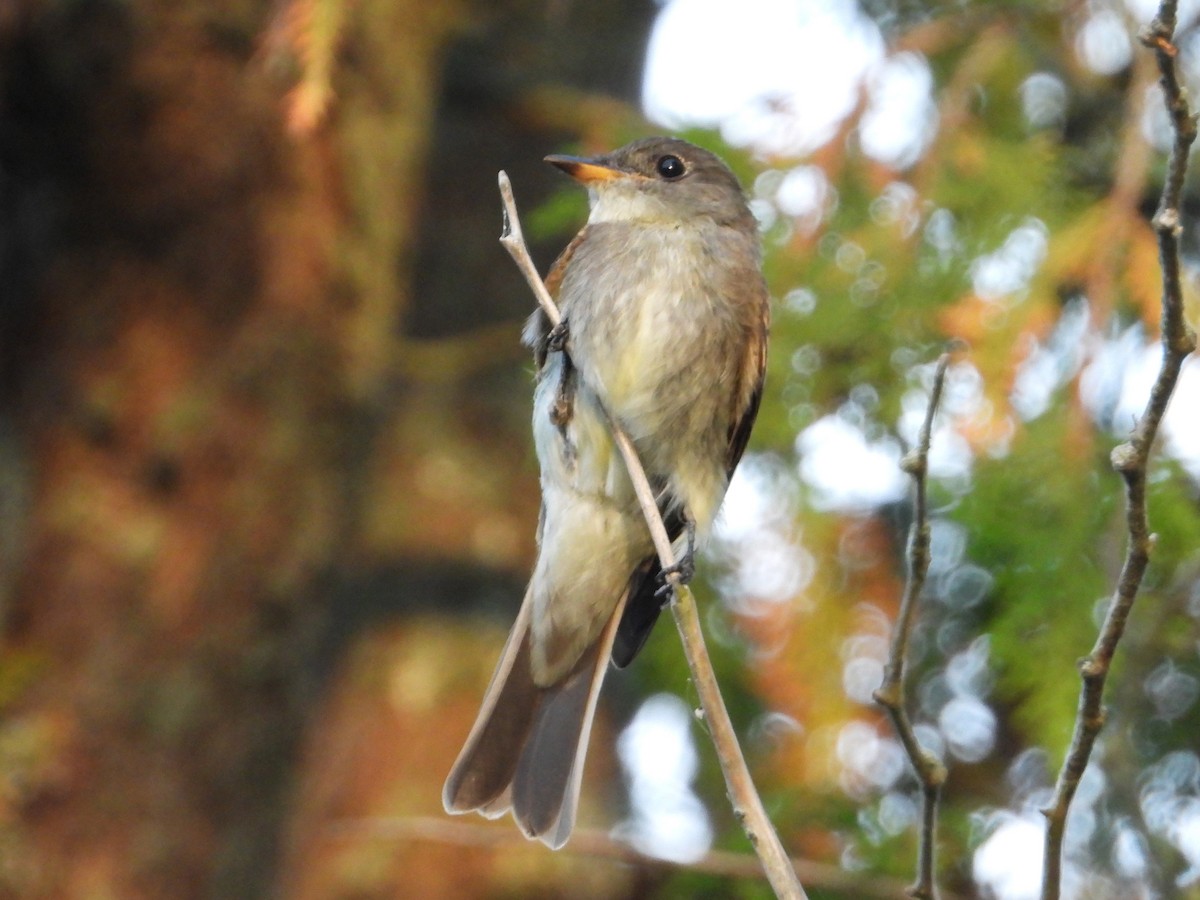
2, 0, 1200, 897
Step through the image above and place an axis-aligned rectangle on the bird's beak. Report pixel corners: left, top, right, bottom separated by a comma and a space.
544, 154, 625, 184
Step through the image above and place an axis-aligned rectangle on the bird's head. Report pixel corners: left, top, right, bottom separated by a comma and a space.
545, 137, 754, 230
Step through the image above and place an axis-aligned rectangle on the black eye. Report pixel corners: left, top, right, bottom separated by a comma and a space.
656, 154, 686, 179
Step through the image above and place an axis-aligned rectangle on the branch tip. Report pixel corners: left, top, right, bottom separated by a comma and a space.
497, 171, 514, 237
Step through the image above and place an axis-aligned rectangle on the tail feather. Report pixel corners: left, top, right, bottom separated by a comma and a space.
442, 595, 538, 814
443, 586, 628, 848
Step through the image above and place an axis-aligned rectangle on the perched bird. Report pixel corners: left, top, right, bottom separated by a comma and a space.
442, 136, 769, 848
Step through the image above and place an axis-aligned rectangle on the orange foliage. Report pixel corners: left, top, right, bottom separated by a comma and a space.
737, 517, 902, 797
264, 0, 348, 135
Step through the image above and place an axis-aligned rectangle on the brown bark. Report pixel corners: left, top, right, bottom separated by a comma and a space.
0, 0, 655, 896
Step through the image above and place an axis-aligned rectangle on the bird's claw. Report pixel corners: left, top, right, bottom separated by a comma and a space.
664, 553, 696, 585
654, 515, 697, 599
654, 546, 696, 600
547, 320, 570, 353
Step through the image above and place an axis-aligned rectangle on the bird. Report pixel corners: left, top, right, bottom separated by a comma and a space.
442, 136, 769, 848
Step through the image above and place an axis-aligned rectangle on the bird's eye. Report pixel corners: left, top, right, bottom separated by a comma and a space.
655, 155, 686, 180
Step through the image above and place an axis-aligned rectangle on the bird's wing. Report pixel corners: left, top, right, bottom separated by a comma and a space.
544, 226, 586, 298
613, 279, 769, 669
725, 283, 769, 478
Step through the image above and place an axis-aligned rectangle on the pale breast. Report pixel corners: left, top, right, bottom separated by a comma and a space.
557, 223, 750, 460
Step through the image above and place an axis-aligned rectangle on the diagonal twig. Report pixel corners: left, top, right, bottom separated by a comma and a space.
1040, 3, 1198, 897
874, 353, 951, 900
497, 171, 808, 900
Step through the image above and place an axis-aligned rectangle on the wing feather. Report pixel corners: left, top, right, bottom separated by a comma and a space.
614, 279, 769, 668
523, 226, 590, 370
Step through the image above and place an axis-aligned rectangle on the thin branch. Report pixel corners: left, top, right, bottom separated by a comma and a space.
874, 354, 951, 900
499, 172, 564, 331
497, 171, 808, 900
330, 816, 960, 899
1040, 3, 1198, 898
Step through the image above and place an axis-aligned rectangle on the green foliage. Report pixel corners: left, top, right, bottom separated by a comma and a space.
524, 186, 589, 245
955, 409, 1120, 754
1145, 462, 1200, 584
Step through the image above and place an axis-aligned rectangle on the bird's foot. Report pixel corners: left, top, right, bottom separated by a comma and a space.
654, 517, 697, 598
547, 320, 570, 353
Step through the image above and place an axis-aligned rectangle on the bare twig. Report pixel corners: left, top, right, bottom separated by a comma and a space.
499, 172, 563, 331
874, 354, 951, 900
1040, 4, 1198, 898
330, 816, 956, 899
497, 171, 808, 900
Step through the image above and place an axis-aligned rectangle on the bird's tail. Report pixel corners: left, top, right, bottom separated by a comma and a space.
442, 586, 627, 849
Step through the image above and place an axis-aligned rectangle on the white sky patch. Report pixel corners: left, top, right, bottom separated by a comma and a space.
970, 219, 1049, 301
796, 416, 907, 511
974, 765, 1108, 898
1143, 82, 1175, 153
1168, 799, 1200, 886
1138, 751, 1200, 886
860, 52, 938, 168
841, 630, 888, 705
715, 457, 814, 608
616, 693, 712, 863
1093, 342, 1200, 480
836, 720, 907, 797
1010, 297, 1091, 421
1114, 821, 1150, 881
714, 454, 799, 541
775, 165, 831, 233
643, 0, 884, 155
731, 529, 814, 605
776, 166, 827, 216
1020, 72, 1069, 130
1080, 323, 1144, 420
973, 812, 1045, 899
1076, 7, 1133, 75
939, 696, 996, 763
870, 181, 922, 234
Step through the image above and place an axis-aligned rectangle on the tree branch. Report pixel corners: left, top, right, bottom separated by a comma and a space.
1040, 3, 1198, 897
874, 353, 951, 900
329, 816, 958, 899
497, 171, 808, 900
